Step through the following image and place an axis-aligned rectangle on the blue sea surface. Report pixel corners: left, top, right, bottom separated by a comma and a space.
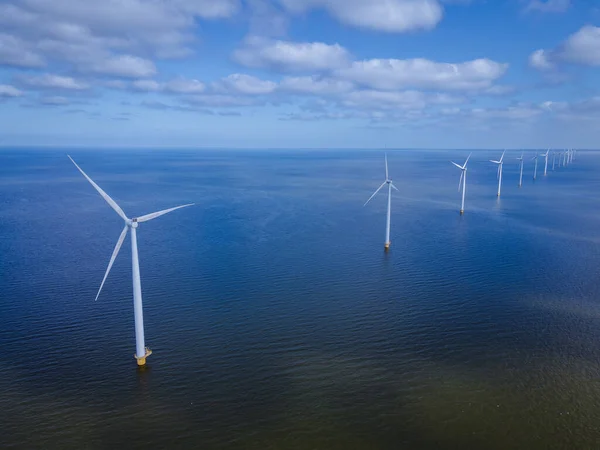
1, 148, 600, 449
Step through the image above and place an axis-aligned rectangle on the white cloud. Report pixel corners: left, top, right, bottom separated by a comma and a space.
470, 105, 542, 120
19, 73, 89, 90
279, 0, 443, 32
525, 0, 570, 13
0, 84, 23, 97
128, 78, 206, 93
164, 78, 206, 94
556, 25, 600, 66
213, 73, 278, 95
0, 0, 239, 76
0, 33, 44, 67
89, 55, 156, 78
530, 26, 600, 70
280, 76, 354, 94
185, 94, 259, 107
233, 36, 351, 72
39, 95, 70, 105
132, 79, 162, 91
529, 49, 553, 70
336, 58, 507, 91
340, 89, 463, 110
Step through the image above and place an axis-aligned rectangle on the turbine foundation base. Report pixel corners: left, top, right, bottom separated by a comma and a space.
459, 210, 464, 215
135, 348, 152, 366
384, 242, 390, 250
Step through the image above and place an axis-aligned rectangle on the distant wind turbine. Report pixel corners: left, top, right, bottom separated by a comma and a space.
517, 152, 524, 187
68, 156, 194, 366
532, 153, 539, 180
451, 152, 471, 214
364, 153, 399, 250
542, 149, 549, 176
490, 150, 505, 197
563, 151, 568, 166
552, 152, 556, 171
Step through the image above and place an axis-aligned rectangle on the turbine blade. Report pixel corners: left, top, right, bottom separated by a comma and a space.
463, 152, 472, 167
95, 225, 128, 301
136, 203, 195, 223
451, 161, 463, 169
68, 156, 128, 221
490, 160, 500, 164
364, 181, 386, 207
384, 153, 389, 180
500, 150, 505, 163
391, 183, 399, 192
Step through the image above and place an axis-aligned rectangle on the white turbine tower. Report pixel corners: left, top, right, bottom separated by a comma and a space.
533, 153, 539, 180
490, 150, 505, 197
563, 151, 568, 166
451, 152, 471, 214
552, 152, 556, 171
68, 156, 194, 366
517, 152, 524, 187
364, 153, 399, 250
542, 149, 549, 176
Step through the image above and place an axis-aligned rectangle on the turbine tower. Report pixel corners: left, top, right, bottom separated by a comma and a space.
490, 150, 505, 197
517, 152, 524, 187
451, 153, 471, 214
364, 153, 399, 250
542, 149, 549, 176
68, 156, 194, 366
533, 153, 539, 180
552, 152, 556, 171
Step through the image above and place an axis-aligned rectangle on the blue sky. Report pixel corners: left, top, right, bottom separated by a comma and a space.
0, 0, 599, 148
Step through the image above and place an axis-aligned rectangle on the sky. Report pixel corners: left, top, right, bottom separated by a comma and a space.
0, 0, 599, 149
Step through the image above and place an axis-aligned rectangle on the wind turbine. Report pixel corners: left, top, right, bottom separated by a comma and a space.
451, 152, 471, 214
542, 149, 549, 176
364, 153, 399, 250
532, 153, 539, 180
558, 151, 563, 168
490, 150, 505, 197
552, 152, 556, 171
68, 156, 194, 366
517, 152, 524, 187
563, 151, 568, 166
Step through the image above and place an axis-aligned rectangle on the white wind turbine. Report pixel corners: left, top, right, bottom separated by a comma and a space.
364, 153, 399, 250
532, 153, 539, 180
68, 156, 194, 366
451, 153, 471, 214
542, 149, 549, 176
552, 151, 556, 171
563, 151, 568, 166
517, 152, 524, 187
559, 151, 563, 168
490, 150, 505, 197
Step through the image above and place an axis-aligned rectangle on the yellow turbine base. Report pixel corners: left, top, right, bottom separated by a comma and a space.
135, 348, 152, 366
384, 242, 390, 249
460, 210, 464, 215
